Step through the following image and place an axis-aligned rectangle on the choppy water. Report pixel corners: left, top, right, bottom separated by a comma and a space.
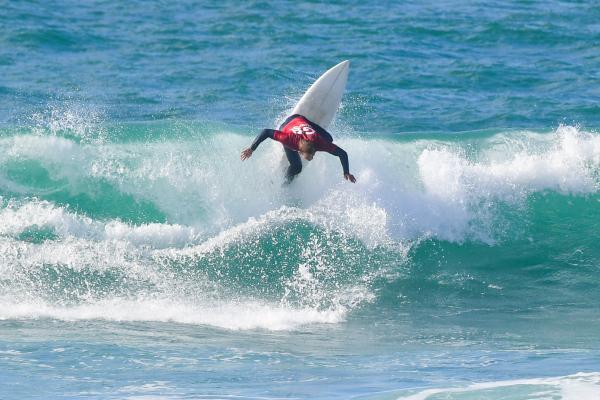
1, 1, 599, 399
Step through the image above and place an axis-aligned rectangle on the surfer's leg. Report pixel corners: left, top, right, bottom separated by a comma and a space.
284, 147, 302, 183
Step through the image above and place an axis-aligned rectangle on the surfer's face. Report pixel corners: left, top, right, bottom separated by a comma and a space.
300, 151, 313, 161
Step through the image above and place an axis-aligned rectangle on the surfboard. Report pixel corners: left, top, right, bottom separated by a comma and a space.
289, 60, 350, 129
275, 60, 350, 190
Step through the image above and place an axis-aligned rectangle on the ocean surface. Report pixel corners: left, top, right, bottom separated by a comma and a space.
1, 1, 599, 399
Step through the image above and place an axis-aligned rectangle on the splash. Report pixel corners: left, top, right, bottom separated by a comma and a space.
0, 122, 598, 330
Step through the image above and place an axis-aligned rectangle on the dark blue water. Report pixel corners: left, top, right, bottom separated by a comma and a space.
2, 1, 598, 131
1, 1, 599, 399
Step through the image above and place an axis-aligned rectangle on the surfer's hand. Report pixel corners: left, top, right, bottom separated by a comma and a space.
240, 148, 253, 161
344, 173, 356, 183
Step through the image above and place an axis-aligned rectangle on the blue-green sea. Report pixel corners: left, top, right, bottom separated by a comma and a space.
1, 1, 599, 399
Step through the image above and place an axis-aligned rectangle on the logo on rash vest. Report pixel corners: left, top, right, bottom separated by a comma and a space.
291, 123, 316, 136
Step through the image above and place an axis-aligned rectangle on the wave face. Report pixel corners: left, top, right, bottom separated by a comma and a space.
1, 117, 598, 334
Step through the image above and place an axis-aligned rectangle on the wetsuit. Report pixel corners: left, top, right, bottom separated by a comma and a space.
250, 114, 350, 182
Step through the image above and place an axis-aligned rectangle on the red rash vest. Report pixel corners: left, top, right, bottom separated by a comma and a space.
274, 116, 339, 153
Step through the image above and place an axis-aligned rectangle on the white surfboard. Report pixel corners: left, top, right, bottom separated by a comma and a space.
290, 60, 349, 129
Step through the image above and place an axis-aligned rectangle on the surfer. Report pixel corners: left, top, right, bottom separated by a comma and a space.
240, 114, 356, 183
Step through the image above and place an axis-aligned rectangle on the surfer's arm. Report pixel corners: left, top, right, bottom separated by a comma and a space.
250, 129, 276, 151
241, 129, 277, 160
328, 145, 356, 183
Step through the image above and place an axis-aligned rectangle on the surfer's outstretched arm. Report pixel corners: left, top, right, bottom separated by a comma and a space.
328, 146, 356, 183
241, 129, 277, 160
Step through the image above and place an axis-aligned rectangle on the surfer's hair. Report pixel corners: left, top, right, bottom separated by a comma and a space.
299, 139, 316, 155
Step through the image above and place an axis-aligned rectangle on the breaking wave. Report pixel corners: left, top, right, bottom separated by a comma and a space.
0, 116, 598, 330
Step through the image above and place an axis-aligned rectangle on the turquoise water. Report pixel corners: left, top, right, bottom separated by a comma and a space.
1, 1, 599, 399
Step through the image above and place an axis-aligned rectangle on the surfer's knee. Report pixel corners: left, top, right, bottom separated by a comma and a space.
284, 163, 301, 184
285, 157, 302, 181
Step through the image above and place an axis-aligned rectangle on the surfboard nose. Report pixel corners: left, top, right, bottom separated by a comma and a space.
328, 60, 349, 76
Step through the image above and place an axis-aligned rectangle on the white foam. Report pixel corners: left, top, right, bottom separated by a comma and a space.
3, 126, 597, 244
0, 201, 373, 330
419, 126, 599, 201
0, 199, 202, 249
1, 126, 599, 330
398, 372, 600, 400
0, 298, 345, 331
408, 126, 600, 242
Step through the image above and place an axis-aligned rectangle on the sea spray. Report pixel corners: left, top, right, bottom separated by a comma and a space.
1, 122, 598, 332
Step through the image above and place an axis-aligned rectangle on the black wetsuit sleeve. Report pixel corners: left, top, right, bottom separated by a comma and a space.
311, 123, 334, 142
329, 146, 350, 175
250, 129, 276, 151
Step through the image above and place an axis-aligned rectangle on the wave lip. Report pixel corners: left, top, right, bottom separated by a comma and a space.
406, 125, 600, 243
0, 199, 202, 249
1, 124, 598, 244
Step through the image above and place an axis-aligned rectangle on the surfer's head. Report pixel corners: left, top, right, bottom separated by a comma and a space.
299, 140, 315, 161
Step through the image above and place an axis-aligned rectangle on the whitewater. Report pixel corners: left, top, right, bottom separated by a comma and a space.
2, 101, 600, 398
1, 117, 599, 329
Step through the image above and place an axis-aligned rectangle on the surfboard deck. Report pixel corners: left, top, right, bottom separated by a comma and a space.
290, 60, 350, 129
